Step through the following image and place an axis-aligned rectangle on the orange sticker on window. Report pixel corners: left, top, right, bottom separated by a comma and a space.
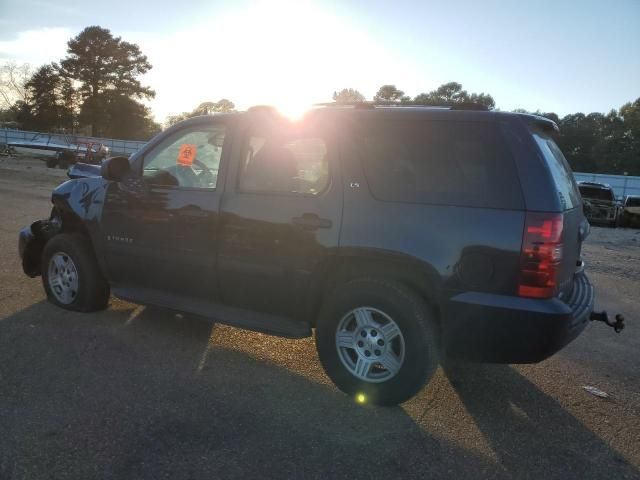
177, 144, 197, 166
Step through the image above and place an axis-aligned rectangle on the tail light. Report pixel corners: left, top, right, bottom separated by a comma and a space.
518, 212, 564, 299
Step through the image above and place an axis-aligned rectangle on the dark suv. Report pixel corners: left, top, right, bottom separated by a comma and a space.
19, 105, 601, 405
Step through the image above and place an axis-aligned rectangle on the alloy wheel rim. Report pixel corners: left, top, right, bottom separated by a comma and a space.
48, 252, 79, 305
335, 307, 405, 383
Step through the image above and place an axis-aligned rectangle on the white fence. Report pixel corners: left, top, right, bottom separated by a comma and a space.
574, 172, 640, 199
0, 128, 147, 156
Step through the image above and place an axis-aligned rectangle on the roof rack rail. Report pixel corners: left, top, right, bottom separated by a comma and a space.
314, 102, 375, 109
314, 101, 490, 111
247, 105, 281, 114
447, 102, 490, 111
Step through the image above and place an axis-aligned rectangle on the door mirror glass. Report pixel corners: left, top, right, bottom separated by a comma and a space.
101, 156, 131, 181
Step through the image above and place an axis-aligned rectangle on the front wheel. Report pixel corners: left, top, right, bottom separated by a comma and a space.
316, 278, 439, 406
42, 233, 110, 312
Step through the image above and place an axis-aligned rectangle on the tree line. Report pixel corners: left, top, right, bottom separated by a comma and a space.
523, 103, 640, 176
333, 83, 496, 108
331, 84, 640, 176
0, 26, 161, 140
0, 25, 638, 174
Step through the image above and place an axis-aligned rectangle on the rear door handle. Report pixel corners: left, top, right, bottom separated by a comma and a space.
292, 213, 332, 229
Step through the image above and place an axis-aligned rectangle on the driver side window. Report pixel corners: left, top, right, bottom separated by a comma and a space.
143, 124, 225, 189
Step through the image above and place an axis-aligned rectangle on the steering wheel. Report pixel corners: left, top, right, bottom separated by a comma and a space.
191, 158, 216, 186
174, 158, 215, 187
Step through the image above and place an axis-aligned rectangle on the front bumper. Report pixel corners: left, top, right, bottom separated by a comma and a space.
19, 223, 43, 277
19, 218, 60, 277
442, 273, 594, 363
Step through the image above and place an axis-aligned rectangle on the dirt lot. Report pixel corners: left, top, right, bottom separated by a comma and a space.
1, 157, 639, 480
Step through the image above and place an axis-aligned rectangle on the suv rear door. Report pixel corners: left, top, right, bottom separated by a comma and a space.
217, 115, 342, 318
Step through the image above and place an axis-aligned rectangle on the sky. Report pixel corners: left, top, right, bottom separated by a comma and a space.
1, 0, 639, 122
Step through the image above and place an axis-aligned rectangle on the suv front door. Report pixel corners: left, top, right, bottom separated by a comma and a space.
218, 116, 342, 318
101, 117, 231, 300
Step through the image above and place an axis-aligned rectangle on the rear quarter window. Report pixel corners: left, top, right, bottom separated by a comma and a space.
353, 120, 524, 209
532, 133, 581, 210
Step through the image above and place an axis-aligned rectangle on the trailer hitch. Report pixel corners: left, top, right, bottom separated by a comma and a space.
590, 311, 625, 333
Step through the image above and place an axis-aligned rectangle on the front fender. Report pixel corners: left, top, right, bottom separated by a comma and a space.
50, 177, 110, 275
19, 217, 61, 277
52, 178, 107, 247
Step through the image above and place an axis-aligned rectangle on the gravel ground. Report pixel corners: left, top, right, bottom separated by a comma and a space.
0, 157, 639, 480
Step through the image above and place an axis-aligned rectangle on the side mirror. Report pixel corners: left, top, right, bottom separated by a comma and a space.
101, 156, 131, 181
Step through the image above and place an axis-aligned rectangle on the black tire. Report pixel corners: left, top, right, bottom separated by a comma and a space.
41, 233, 110, 312
315, 278, 439, 406
58, 151, 75, 169
619, 215, 628, 228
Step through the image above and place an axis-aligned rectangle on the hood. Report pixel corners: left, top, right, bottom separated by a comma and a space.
67, 162, 102, 179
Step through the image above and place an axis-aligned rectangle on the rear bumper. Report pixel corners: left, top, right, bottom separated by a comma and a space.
442, 273, 594, 363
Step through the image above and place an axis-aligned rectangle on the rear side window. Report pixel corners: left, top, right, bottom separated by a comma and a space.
532, 133, 581, 210
353, 120, 523, 209
627, 197, 640, 207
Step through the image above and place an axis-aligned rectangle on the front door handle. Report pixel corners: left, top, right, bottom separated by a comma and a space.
292, 213, 332, 229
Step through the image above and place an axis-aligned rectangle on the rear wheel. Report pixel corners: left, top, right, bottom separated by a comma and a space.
316, 278, 439, 406
42, 233, 110, 312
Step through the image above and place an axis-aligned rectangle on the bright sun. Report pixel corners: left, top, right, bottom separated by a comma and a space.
220, 0, 332, 117
149, 0, 399, 122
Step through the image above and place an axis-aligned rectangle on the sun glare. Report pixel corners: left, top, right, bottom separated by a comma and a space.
275, 101, 311, 121
147, 0, 411, 122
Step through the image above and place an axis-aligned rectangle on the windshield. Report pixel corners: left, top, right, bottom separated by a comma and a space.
579, 186, 615, 202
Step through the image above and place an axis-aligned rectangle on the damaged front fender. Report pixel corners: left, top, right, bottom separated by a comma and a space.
18, 215, 62, 277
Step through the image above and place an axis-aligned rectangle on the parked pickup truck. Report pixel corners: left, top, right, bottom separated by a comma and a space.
578, 181, 622, 227
621, 195, 640, 228
18, 105, 624, 405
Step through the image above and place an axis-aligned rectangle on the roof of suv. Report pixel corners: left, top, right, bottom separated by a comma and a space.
244, 104, 560, 132
173, 105, 559, 135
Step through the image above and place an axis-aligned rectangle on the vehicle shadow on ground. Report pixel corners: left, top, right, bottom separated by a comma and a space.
0, 301, 500, 479
442, 361, 638, 480
0, 301, 637, 479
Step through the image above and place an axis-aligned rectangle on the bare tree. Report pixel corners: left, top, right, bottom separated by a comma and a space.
0, 62, 33, 109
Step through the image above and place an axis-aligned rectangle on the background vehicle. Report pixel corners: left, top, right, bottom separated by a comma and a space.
19, 105, 607, 405
46, 141, 109, 169
578, 181, 622, 227
620, 195, 640, 228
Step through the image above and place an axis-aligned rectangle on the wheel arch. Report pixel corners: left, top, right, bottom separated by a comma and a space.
50, 202, 109, 277
308, 248, 443, 326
